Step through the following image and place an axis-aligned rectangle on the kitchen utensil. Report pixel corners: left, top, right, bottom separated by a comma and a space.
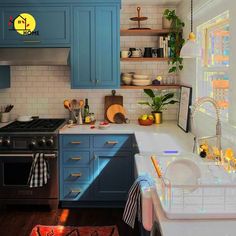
120, 51, 131, 58
64, 100, 72, 111
71, 99, 77, 110
17, 116, 33, 122
106, 104, 126, 123
104, 90, 123, 120
144, 47, 153, 57
4, 105, 14, 113
164, 159, 201, 191
133, 74, 149, 80
132, 79, 151, 86
151, 156, 162, 178
129, 7, 150, 30
122, 76, 132, 85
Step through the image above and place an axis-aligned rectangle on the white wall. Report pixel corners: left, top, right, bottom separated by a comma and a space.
177, 0, 236, 146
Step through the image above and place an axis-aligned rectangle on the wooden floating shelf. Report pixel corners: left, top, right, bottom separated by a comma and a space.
120, 57, 170, 62
120, 29, 171, 36
120, 85, 180, 90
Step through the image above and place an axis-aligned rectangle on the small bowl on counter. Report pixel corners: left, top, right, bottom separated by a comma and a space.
133, 74, 149, 80
138, 118, 153, 126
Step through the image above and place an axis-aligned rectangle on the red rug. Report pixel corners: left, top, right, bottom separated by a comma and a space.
30, 225, 119, 236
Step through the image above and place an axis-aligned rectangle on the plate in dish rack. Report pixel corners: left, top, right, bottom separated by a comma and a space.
164, 159, 201, 191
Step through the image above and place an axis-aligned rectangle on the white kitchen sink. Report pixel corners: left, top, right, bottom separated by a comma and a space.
152, 154, 236, 219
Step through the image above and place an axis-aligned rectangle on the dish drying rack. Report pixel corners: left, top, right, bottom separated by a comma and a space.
151, 154, 236, 219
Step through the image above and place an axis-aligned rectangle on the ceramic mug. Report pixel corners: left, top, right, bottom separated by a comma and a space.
131, 48, 142, 58
121, 51, 131, 58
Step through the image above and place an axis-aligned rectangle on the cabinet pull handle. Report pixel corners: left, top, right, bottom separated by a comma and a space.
23, 40, 41, 43
70, 189, 81, 194
70, 157, 81, 160
106, 141, 118, 145
95, 79, 99, 84
70, 141, 81, 144
71, 173, 82, 177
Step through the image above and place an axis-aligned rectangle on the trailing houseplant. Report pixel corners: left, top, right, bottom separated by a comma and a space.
163, 9, 185, 73
138, 89, 178, 124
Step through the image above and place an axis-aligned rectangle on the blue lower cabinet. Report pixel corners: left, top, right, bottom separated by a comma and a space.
62, 184, 91, 201
0, 66, 10, 89
60, 134, 135, 205
93, 151, 133, 201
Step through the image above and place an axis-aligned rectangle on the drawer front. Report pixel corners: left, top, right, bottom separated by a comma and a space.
62, 135, 90, 149
93, 135, 132, 149
62, 151, 90, 166
62, 184, 90, 201
63, 167, 92, 183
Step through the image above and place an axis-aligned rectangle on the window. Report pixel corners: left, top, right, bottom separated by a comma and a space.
197, 11, 229, 121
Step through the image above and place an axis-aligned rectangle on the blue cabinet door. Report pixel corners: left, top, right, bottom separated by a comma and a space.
71, 5, 119, 89
72, 7, 95, 88
0, 66, 10, 89
95, 6, 119, 88
0, 7, 70, 46
93, 151, 133, 201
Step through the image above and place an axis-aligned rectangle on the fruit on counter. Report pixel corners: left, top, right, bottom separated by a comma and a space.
100, 121, 109, 126
140, 114, 148, 121
148, 114, 154, 120
225, 148, 234, 159
138, 114, 154, 126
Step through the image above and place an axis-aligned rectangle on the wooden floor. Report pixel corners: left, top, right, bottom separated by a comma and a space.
0, 206, 139, 236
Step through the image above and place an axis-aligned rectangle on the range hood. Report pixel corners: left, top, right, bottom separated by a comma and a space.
0, 48, 70, 66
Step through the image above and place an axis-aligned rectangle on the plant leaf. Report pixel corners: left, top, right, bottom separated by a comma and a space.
161, 93, 174, 102
144, 89, 155, 98
138, 101, 151, 106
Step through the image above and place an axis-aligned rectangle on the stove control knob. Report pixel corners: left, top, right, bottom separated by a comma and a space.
38, 138, 46, 147
3, 138, 10, 147
46, 138, 54, 147
29, 140, 37, 149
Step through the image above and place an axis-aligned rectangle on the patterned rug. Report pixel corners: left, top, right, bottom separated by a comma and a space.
30, 225, 119, 236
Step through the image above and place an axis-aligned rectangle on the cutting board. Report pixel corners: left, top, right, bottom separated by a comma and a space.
106, 104, 126, 123
104, 90, 123, 120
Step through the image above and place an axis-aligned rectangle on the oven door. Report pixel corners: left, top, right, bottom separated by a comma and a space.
0, 152, 58, 199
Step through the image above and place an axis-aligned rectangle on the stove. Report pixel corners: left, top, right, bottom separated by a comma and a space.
0, 118, 66, 151
0, 118, 66, 209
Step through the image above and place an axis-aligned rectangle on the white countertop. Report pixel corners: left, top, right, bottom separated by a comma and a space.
59, 121, 194, 154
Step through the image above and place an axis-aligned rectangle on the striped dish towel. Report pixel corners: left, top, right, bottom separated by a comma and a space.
28, 153, 49, 188
123, 175, 154, 228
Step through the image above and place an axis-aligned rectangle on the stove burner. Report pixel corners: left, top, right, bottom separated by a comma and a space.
0, 119, 65, 133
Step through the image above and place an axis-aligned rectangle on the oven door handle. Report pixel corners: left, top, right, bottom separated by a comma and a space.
0, 153, 57, 159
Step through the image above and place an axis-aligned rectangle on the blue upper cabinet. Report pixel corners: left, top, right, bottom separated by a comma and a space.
0, 66, 10, 89
72, 5, 120, 89
0, 6, 70, 46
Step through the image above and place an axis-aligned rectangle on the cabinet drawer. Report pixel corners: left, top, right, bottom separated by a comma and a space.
63, 184, 90, 201
62, 151, 90, 166
93, 135, 132, 149
63, 167, 92, 183
62, 135, 90, 149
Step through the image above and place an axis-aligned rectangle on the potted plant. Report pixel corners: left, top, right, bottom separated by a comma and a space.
138, 89, 178, 124
163, 9, 185, 74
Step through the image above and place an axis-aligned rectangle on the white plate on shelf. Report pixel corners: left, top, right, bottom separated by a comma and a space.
164, 159, 201, 191
132, 79, 151, 86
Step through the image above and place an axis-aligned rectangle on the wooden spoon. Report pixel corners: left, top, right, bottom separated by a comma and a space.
64, 100, 72, 111
79, 100, 84, 108
71, 99, 77, 110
